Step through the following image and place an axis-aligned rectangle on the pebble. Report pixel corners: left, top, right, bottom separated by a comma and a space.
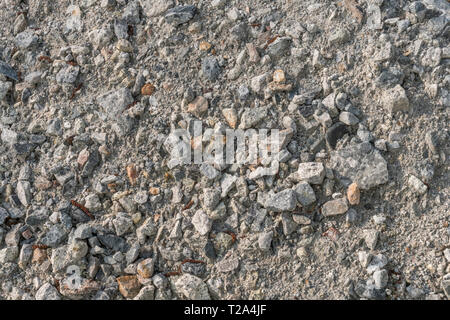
265, 189, 297, 212
321, 198, 348, 217
16, 180, 32, 207
175, 274, 210, 300
137, 258, 154, 278
202, 56, 221, 81
408, 175, 428, 195
364, 229, 380, 250
347, 182, 360, 205
382, 85, 410, 113
293, 181, 316, 207
187, 96, 208, 118
35, 283, 61, 300
117, 275, 141, 299
339, 111, 359, 125
192, 210, 212, 235
297, 162, 325, 185
258, 231, 273, 251
164, 5, 197, 26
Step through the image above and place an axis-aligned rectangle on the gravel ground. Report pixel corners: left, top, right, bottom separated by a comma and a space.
0, 0, 449, 300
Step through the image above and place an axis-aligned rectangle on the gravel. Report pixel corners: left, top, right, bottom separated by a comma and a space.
0, 0, 448, 301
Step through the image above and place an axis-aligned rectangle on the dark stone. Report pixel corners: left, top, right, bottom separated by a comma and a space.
202, 56, 220, 81
326, 122, 348, 149
164, 5, 197, 26
0, 60, 18, 81
204, 240, 216, 260
98, 234, 128, 252
181, 262, 206, 277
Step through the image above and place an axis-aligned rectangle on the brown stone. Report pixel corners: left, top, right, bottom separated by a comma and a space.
77, 149, 89, 168
222, 108, 238, 128
126, 164, 137, 185
141, 83, 155, 96
347, 182, 360, 205
149, 187, 159, 195
187, 96, 208, 118
137, 258, 154, 278
199, 41, 212, 51
246, 43, 260, 63
117, 275, 141, 299
32, 248, 47, 264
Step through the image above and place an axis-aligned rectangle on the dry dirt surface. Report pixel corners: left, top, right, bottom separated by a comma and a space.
0, 0, 449, 300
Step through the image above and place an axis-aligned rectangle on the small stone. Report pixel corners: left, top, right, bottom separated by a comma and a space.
175, 274, 210, 300
347, 182, 360, 205
203, 188, 221, 211
321, 198, 348, 217
221, 174, 237, 198
139, 0, 174, 17
35, 283, 61, 300
117, 275, 141, 299
326, 122, 348, 149
164, 5, 197, 26
258, 231, 273, 251
406, 285, 424, 299
267, 37, 291, 58
202, 56, 220, 81
133, 285, 155, 300
293, 181, 316, 206
408, 175, 428, 195
0, 246, 19, 263
292, 215, 311, 225
239, 107, 267, 129
137, 258, 154, 278
273, 69, 285, 83
187, 96, 208, 118
297, 162, 325, 185
364, 229, 379, 250
383, 85, 409, 113
443, 249, 450, 263
141, 83, 155, 96
373, 269, 389, 289
339, 111, 359, 125
16, 180, 32, 207
192, 210, 212, 236
222, 108, 238, 128
266, 189, 297, 212
358, 251, 373, 268
199, 41, 212, 51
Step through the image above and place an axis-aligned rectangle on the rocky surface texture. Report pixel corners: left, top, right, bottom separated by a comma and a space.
0, 0, 449, 300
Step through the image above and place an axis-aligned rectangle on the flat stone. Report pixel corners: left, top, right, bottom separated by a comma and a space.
364, 229, 380, 250
139, 0, 174, 17
192, 210, 212, 235
35, 283, 61, 300
16, 180, 31, 207
117, 275, 141, 299
175, 274, 210, 300
137, 258, 154, 278
202, 56, 220, 81
96, 88, 133, 120
330, 142, 388, 190
382, 85, 410, 113
265, 189, 297, 212
339, 111, 359, 125
408, 175, 428, 195
293, 181, 316, 206
258, 231, 273, 251
321, 198, 348, 217
297, 162, 325, 185
347, 182, 360, 205
187, 96, 208, 118
164, 5, 197, 25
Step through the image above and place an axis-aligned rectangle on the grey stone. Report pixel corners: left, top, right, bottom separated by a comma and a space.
113, 213, 134, 236
408, 175, 428, 195
18, 244, 33, 269
326, 122, 349, 149
73, 224, 94, 240
139, 0, 174, 17
199, 163, 220, 180
293, 181, 316, 206
330, 142, 388, 190
0, 207, 9, 225
36, 283, 61, 300
266, 189, 297, 212
41, 225, 68, 247
96, 88, 134, 119
0, 246, 19, 263
321, 198, 348, 217
382, 85, 410, 113
239, 107, 267, 129
443, 274, 450, 299
26, 208, 49, 226
164, 5, 197, 26
133, 285, 155, 300
221, 174, 237, 198
373, 269, 389, 289
339, 111, 359, 125
406, 285, 424, 299
192, 210, 212, 236
281, 212, 298, 235
258, 231, 273, 250
202, 56, 220, 81
56, 66, 79, 84
297, 162, 325, 185
15, 30, 38, 49
175, 274, 210, 300
0, 81, 12, 101
203, 188, 221, 210
328, 28, 349, 45
267, 37, 291, 58
364, 229, 380, 250
1, 128, 18, 144
0, 61, 18, 81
